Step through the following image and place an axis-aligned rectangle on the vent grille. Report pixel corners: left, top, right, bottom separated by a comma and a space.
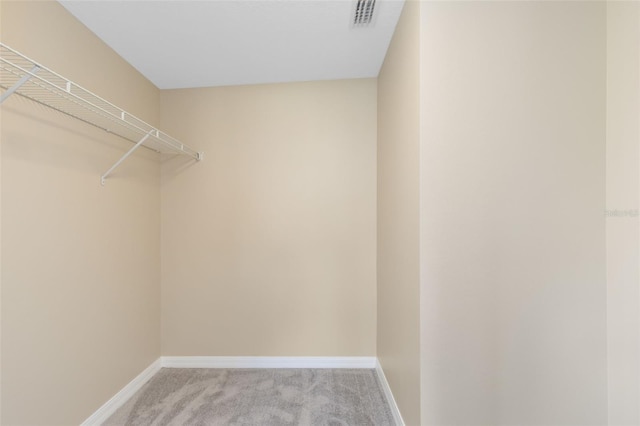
353, 0, 376, 25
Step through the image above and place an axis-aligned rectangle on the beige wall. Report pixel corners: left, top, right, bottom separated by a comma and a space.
420, 2, 607, 425
376, 2, 421, 425
606, 2, 640, 424
160, 79, 377, 357
1, 1, 161, 424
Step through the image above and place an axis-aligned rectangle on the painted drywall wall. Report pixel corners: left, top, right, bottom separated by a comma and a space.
420, 2, 607, 424
376, 1, 421, 425
1, 1, 161, 424
606, 2, 640, 424
160, 79, 377, 357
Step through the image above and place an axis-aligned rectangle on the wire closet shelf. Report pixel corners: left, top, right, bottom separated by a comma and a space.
0, 42, 202, 184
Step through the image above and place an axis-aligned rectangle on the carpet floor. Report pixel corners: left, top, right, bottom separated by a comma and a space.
104, 368, 395, 426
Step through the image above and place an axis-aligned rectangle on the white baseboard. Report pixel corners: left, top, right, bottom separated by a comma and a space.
375, 359, 405, 426
80, 358, 161, 426
161, 356, 377, 369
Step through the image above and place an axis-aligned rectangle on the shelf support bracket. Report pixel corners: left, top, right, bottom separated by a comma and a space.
101, 131, 153, 185
0, 66, 40, 105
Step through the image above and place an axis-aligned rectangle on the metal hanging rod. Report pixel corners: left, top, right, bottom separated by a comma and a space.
0, 42, 203, 185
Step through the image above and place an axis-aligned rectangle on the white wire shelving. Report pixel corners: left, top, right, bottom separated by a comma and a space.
0, 42, 202, 185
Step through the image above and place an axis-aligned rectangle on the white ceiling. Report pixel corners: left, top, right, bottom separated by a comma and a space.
58, 0, 405, 89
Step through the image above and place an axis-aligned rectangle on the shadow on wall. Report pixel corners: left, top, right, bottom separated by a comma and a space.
161, 153, 201, 185
3, 98, 159, 182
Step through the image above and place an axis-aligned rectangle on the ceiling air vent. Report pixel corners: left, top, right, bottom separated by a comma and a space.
353, 0, 376, 26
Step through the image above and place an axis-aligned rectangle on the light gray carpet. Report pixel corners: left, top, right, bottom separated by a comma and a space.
104, 368, 395, 426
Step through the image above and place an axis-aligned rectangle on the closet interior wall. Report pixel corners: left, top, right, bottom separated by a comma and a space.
0, 2, 161, 424
376, 2, 421, 426
159, 80, 378, 357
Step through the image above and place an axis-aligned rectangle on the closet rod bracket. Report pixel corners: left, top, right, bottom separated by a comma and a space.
101, 131, 153, 185
0, 65, 39, 104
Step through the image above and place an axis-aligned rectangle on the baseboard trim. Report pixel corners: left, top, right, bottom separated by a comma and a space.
80, 358, 161, 426
375, 359, 405, 426
161, 356, 377, 369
